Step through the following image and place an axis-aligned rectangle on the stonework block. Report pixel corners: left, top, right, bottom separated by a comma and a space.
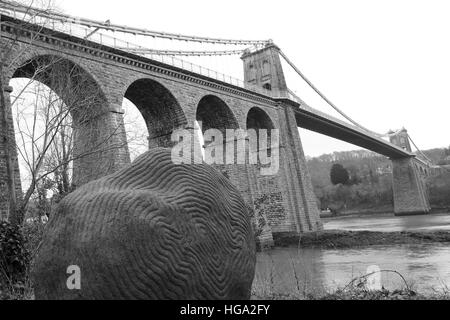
392, 157, 431, 215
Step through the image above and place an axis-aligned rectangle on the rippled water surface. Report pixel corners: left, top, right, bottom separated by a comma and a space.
254, 213, 450, 296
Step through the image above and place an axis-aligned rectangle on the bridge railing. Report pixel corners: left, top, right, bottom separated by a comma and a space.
78, 30, 274, 96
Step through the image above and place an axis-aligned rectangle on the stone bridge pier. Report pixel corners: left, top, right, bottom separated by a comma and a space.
0, 84, 22, 220
391, 157, 431, 215
389, 129, 431, 216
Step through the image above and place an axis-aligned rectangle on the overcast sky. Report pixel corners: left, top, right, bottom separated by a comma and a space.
53, 0, 450, 157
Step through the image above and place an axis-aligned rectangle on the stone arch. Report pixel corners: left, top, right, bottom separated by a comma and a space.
196, 95, 239, 133
12, 54, 109, 117
196, 95, 240, 166
9, 54, 125, 187
5, 47, 106, 91
245, 107, 278, 246
262, 83, 272, 91
246, 107, 275, 131
124, 78, 187, 149
246, 107, 275, 150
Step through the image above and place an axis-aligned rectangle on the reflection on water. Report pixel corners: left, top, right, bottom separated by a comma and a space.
255, 243, 450, 297
254, 213, 450, 298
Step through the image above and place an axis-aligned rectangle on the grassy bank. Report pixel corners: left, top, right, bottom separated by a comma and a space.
273, 229, 450, 249
251, 265, 450, 300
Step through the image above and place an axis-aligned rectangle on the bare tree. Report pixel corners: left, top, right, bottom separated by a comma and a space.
11, 54, 132, 223
122, 98, 150, 162
1, 1, 131, 224
0, 0, 57, 224
41, 98, 73, 196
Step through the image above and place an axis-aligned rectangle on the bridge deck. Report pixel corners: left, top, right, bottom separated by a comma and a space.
278, 96, 414, 159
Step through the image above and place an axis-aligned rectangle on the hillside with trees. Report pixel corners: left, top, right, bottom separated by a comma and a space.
307, 147, 450, 214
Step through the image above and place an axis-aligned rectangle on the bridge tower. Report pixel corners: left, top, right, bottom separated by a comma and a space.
389, 128, 412, 152
241, 42, 288, 97
241, 43, 323, 245
389, 128, 431, 216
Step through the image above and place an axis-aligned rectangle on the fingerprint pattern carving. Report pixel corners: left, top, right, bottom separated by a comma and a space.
33, 148, 256, 299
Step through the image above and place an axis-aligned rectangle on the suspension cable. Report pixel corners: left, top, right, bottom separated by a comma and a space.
118, 47, 246, 57
278, 49, 385, 137
407, 134, 434, 164
408, 134, 450, 173
0, 0, 269, 45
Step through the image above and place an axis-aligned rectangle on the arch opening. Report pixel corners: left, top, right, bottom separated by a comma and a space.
9, 79, 74, 198
12, 55, 108, 120
262, 83, 272, 91
8, 54, 122, 195
121, 97, 148, 162
196, 95, 239, 133
124, 79, 187, 154
246, 107, 275, 152
3, 54, 116, 222
246, 107, 275, 131
196, 95, 239, 165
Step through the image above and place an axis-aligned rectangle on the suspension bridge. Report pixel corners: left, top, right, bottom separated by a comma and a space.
0, 1, 441, 242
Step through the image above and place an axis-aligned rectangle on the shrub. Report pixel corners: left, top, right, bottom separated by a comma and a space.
330, 163, 349, 185
0, 221, 30, 289
21, 221, 46, 259
427, 172, 450, 208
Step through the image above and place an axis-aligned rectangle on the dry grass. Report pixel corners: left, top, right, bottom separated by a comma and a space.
0, 268, 34, 300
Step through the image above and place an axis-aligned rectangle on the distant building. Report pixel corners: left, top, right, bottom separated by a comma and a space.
376, 165, 392, 175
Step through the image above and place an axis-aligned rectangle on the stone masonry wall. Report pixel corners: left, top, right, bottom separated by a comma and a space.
0, 85, 22, 221
392, 157, 431, 215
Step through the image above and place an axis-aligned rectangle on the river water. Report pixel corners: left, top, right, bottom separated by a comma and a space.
254, 213, 450, 297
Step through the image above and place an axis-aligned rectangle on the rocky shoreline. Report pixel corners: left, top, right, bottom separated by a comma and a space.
271, 229, 450, 249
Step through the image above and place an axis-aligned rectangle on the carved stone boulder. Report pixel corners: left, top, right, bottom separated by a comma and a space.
33, 148, 256, 299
